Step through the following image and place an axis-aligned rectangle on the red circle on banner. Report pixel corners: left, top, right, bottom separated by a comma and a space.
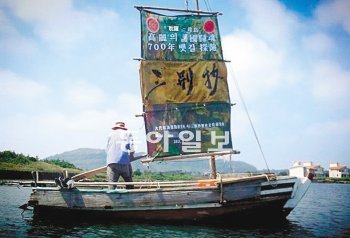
146, 17, 160, 33
203, 20, 215, 33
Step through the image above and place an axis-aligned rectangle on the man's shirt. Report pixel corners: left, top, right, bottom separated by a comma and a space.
106, 129, 134, 165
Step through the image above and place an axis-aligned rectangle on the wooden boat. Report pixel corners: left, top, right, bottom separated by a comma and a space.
28, 4, 311, 222
28, 174, 310, 221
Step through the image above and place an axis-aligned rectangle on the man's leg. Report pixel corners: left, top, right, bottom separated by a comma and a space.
107, 164, 120, 189
121, 164, 134, 189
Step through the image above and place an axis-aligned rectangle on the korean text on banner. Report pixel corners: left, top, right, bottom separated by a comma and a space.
144, 102, 232, 157
140, 10, 223, 61
140, 61, 230, 106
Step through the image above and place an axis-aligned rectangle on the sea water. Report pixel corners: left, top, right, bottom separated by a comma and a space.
0, 183, 349, 237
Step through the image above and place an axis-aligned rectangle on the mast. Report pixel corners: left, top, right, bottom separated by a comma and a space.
195, 0, 200, 12
195, 0, 217, 179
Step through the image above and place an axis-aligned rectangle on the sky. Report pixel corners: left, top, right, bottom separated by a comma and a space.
0, 0, 349, 170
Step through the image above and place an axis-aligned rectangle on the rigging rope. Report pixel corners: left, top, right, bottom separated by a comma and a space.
203, 0, 212, 12
228, 64, 271, 174
203, 0, 209, 11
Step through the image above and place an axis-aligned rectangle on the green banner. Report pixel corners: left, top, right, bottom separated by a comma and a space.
144, 102, 232, 157
140, 10, 223, 61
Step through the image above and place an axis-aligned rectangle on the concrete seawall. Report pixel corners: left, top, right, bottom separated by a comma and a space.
0, 170, 77, 180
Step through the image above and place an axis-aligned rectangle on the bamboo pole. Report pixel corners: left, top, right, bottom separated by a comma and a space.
209, 154, 217, 179
71, 166, 107, 182
134, 5, 222, 15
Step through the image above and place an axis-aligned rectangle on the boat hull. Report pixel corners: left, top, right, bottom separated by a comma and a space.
32, 196, 290, 222
28, 176, 307, 222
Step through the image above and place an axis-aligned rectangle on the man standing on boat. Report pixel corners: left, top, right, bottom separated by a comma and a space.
106, 121, 135, 189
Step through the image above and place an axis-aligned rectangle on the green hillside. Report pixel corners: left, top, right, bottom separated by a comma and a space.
0, 151, 81, 173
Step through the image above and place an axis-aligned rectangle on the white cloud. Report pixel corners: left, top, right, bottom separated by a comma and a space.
0, 9, 36, 54
0, 9, 16, 35
0, 70, 48, 100
311, 60, 350, 107
306, 118, 350, 138
239, 0, 300, 46
63, 81, 106, 109
298, 118, 350, 168
222, 0, 350, 169
0, 90, 146, 158
223, 31, 283, 100
4, 0, 119, 51
302, 33, 335, 54
0, 109, 113, 157
2, 0, 71, 22
316, 0, 350, 34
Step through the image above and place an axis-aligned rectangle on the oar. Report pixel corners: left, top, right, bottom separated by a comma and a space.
71, 154, 147, 182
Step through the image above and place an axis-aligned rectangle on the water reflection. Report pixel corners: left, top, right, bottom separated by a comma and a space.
24, 211, 315, 238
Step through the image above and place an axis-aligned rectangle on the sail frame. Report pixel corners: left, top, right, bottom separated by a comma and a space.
137, 7, 233, 159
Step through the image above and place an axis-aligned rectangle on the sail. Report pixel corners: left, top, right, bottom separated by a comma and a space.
138, 9, 232, 158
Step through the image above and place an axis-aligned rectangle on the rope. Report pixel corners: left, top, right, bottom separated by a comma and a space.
228, 64, 271, 174
204, 0, 209, 11
204, 0, 212, 12
263, 173, 277, 187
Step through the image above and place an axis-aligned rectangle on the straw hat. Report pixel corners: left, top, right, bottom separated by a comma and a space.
112, 122, 127, 130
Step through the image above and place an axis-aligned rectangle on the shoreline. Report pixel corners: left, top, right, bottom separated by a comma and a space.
312, 179, 350, 184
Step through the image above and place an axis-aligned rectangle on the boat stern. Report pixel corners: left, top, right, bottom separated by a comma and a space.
283, 177, 311, 214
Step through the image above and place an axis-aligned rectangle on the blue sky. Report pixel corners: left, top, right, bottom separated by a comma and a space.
0, 0, 349, 170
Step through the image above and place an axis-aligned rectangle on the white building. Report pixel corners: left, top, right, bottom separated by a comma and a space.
329, 163, 349, 178
289, 161, 325, 178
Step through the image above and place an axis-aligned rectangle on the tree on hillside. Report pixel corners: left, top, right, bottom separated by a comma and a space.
43, 159, 79, 169
0, 150, 38, 164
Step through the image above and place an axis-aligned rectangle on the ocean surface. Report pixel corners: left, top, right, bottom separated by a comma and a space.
0, 183, 349, 237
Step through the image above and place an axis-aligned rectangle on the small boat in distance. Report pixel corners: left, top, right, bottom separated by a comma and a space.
28, 5, 311, 222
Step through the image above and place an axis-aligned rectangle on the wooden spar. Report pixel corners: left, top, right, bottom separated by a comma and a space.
134, 5, 222, 15
141, 150, 240, 163
71, 154, 147, 181
209, 154, 217, 179
71, 166, 106, 182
